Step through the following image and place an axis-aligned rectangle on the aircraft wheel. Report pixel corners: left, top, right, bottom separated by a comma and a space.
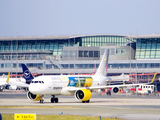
55, 98, 58, 103
51, 98, 55, 103
86, 100, 90, 103
40, 100, 44, 103
82, 100, 90, 103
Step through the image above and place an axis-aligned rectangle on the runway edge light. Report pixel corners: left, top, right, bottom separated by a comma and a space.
14, 113, 36, 120
100, 116, 101, 120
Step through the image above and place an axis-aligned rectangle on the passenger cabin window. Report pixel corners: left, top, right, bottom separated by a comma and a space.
31, 81, 44, 84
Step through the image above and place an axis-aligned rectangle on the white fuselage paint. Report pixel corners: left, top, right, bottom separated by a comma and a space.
0, 78, 7, 86
29, 74, 110, 95
9, 78, 26, 84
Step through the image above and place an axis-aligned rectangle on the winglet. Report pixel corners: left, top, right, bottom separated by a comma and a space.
151, 72, 157, 83
7, 72, 10, 82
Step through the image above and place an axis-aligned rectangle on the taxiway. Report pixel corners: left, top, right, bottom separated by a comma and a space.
0, 90, 160, 120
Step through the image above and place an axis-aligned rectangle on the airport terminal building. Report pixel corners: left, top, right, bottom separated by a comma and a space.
0, 34, 160, 79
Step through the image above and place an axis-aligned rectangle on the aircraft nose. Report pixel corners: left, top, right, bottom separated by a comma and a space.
29, 84, 38, 94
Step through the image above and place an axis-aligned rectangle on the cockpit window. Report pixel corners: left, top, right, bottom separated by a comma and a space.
31, 81, 44, 84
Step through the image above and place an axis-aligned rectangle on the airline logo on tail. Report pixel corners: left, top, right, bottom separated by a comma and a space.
24, 70, 31, 78
22, 64, 34, 80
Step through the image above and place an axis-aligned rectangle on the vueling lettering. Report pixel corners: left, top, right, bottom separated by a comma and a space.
51, 77, 62, 81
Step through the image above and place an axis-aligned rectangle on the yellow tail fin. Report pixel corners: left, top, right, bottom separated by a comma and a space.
7, 72, 10, 82
151, 72, 157, 83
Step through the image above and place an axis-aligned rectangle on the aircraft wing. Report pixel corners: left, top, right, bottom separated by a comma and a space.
7, 72, 29, 88
8, 82, 29, 88
88, 84, 141, 90
68, 83, 142, 92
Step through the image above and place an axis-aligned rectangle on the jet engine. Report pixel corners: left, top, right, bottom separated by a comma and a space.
112, 87, 119, 93
75, 89, 92, 102
27, 91, 42, 101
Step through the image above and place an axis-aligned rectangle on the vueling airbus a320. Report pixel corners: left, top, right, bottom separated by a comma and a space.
22, 49, 139, 103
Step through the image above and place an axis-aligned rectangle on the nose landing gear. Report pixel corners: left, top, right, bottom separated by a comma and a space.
39, 95, 44, 103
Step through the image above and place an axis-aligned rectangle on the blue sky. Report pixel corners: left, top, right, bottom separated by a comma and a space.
0, 0, 160, 37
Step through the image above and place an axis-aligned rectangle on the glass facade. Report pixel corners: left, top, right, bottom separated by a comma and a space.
0, 54, 47, 61
60, 62, 160, 69
100, 48, 126, 56
0, 62, 160, 70
81, 36, 128, 47
0, 35, 128, 57
0, 39, 80, 56
136, 38, 160, 59
0, 35, 160, 63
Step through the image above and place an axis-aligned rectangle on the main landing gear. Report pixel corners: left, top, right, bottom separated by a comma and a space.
51, 95, 58, 103
82, 100, 90, 103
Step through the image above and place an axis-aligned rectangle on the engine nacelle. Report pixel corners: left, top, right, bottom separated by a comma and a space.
27, 91, 42, 101
75, 89, 92, 101
112, 87, 119, 93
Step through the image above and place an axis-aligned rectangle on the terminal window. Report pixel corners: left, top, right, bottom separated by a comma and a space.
121, 49, 126, 55
89, 51, 93, 57
84, 51, 88, 57
116, 48, 126, 55
116, 48, 121, 55
110, 48, 115, 55
79, 51, 83, 57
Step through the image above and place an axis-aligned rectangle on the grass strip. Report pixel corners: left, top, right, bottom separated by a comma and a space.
1, 114, 124, 120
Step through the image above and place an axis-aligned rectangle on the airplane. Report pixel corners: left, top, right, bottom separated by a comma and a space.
7, 72, 30, 90
0, 71, 31, 91
6, 63, 36, 90
0, 75, 9, 92
26, 49, 142, 103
